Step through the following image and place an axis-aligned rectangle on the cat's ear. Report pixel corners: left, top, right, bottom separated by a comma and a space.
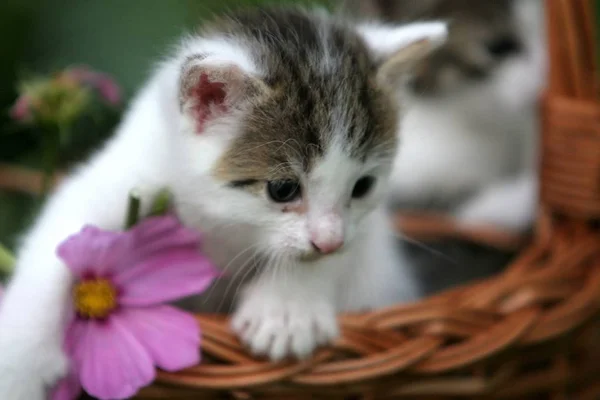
178, 56, 269, 133
340, 0, 442, 20
356, 22, 448, 85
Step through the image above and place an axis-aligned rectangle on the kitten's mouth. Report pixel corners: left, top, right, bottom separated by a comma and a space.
298, 246, 345, 262
299, 251, 323, 262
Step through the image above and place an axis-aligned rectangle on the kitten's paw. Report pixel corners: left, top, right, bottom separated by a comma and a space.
455, 200, 504, 227
0, 338, 68, 400
455, 194, 534, 231
231, 291, 339, 361
455, 177, 536, 231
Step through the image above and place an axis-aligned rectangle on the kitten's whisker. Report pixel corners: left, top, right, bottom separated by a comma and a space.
398, 234, 459, 265
212, 250, 259, 313
201, 243, 260, 305
229, 253, 262, 312
215, 253, 258, 313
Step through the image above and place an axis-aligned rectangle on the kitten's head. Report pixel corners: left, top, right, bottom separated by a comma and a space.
340, 0, 546, 110
172, 7, 446, 262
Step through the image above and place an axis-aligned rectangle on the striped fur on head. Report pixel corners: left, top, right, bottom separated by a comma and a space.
206, 8, 399, 186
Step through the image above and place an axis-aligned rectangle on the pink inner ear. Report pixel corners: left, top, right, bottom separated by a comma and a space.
190, 73, 228, 133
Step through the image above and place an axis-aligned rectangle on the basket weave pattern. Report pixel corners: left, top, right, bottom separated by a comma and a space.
137, 0, 600, 398
137, 223, 599, 399
541, 0, 600, 218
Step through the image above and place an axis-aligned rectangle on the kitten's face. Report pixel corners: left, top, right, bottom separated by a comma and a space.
172, 8, 446, 264
394, 0, 524, 95
342, 0, 546, 108
212, 79, 398, 260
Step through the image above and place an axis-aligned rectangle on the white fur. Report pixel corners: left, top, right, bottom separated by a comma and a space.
0, 18, 445, 399
388, 0, 547, 231
456, 172, 537, 230
358, 21, 448, 60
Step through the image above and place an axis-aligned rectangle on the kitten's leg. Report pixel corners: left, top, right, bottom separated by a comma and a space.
0, 204, 103, 399
0, 113, 169, 398
231, 209, 418, 361
455, 173, 537, 231
231, 257, 340, 362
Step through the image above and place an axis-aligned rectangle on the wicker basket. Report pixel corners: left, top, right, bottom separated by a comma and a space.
137, 1, 600, 398
0, 0, 598, 398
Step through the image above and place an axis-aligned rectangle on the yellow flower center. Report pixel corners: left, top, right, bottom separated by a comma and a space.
73, 279, 117, 319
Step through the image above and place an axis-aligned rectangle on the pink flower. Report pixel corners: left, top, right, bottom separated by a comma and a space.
51, 216, 219, 400
94, 75, 121, 105
62, 67, 97, 83
9, 66, 122, 129
63, 66, 121, 105
9, 95, 33, 122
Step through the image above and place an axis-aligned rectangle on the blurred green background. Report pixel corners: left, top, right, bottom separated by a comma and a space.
0, 0, 330, 251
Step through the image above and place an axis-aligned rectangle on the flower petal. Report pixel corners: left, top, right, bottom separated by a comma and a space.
75, 318, 155, 400
51, 318, 85, 400
63, 66, 97, 83
117, 306, 200, 371
96, 77, 121, 105
10, 96, 32, 121
116, 249, 219, 306
64, 319, 84, 360
127, 215, 202, 261
57, 226, 129, 278
49, 370, 81, 400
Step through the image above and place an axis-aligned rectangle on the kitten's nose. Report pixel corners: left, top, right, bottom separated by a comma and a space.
309, 211, 344, 254
310, 237, 344, 254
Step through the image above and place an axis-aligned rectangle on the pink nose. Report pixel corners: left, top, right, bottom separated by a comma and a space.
310, 237, 344, 254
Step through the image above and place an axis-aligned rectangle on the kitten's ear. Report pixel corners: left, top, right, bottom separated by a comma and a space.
179, 57, 269, 133
340, 0, 442, 20
357, 22, 448, 85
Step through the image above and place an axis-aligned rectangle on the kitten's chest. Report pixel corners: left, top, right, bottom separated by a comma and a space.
174, 201, 260, 273
189, 219, 262, 276
177, 224, 263, 313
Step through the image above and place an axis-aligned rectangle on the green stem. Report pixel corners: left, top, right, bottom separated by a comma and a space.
125, 189, 142, 229
0, 243, 16, 276
148, 188, 172, 217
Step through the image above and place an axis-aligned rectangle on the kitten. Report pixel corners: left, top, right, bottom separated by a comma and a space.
341, 0, 547, 231
0, 7, 447, 399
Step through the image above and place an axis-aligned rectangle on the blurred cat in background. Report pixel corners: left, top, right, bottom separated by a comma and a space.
341, 0, 547, 231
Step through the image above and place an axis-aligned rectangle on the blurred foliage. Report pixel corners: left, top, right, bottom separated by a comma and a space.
0, 0, 43, 161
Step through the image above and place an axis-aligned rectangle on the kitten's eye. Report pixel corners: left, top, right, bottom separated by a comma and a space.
485, 36, 521, 58
352, 176, 376, 199
267, 180, 301, 203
